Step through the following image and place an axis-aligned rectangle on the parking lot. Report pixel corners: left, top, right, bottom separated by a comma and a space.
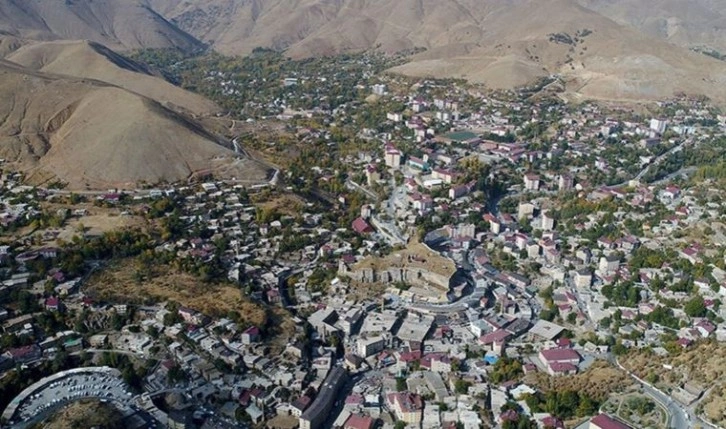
7, 369, 134, 426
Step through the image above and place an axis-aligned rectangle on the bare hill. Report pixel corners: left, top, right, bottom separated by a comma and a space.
6, 40, 218, 115
0, 0, 202, 52
578, 0, 726, 53
390, 0, 726, 103
0, 60, 269, 189
148, 0, 726, 103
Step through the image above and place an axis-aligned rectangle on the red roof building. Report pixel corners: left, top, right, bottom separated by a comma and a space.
352, 217, 374, 234
344, 414, 375, 429
539, 348, 581, 376
590, 414, 632, 429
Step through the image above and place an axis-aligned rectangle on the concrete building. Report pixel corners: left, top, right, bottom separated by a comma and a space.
649, 119, 667, 134
541, 211, 555, 231
365, 165, 380, 186
299, 367, 348, 429
385, 147, 402, 168
574, 269, 592, 289
558, 174, 573, 191
539, 348, 581, 376
598, 255, 620, 274
524, 173, 540, 191
386, 392, 424, 425
357, 336, 387, 358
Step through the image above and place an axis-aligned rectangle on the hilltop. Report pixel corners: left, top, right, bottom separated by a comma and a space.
0, 60, 269, 189
0, 0, 201, 52
6, 40, 218, 115
578, 0, 726, 53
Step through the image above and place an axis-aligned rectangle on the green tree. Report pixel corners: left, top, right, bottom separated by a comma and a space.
685, 295, 707, 318
395, 377, 407, 392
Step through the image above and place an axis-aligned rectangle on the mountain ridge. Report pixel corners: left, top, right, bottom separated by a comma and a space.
143, 0, 726, 103
0, 0, 203, 52
0, 50, 268, 189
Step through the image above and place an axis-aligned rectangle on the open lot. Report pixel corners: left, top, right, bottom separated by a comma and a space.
354, 242, 457, 279
85, 258, 269, 325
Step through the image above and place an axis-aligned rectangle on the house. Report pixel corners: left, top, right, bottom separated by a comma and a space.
45, 296, 64, 312
558, 174, 573, 191
663, 185, 680, 199
365, 165, 380, 186
449, 184, 470, 200
344, 414, 376, 429
695, 320, 716, 338
599, 255, 620, 274
178, 307, 207, 325
385, 146, 402, 168
539, 348, 581, 376
483, 213, 502, 234
407, 157, 429, 171
432, 169, 455, 184
589, 414, 631, 429
352, 218, 374, 235
344, 353, 365, 371
291, 396, 312, 417
241, 326, 260, 344
524, 173, 540, 191
479, 329, 511, 352
387, 392, 424, 424
680, 246, 702, 265
357, 336, 386, 358
5, 344, 42, 364
574, 269, 592, 288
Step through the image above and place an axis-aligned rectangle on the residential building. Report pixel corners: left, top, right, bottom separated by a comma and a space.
299, 367, 348, 429
589, 414, 632, 429
524, 173, 540, 191
387, 392, 424, 425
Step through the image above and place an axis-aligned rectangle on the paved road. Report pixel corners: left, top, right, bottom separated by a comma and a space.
345, 179, 379, 202
615, 358, 693, 429
611, 139, 692, 188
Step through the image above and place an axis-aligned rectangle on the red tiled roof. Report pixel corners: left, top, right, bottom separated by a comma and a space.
591, 414, 631, 429
352, 217, 373, 234
344, 414, 375, 429
540, 348, 580, 363
479, 329, 511, 345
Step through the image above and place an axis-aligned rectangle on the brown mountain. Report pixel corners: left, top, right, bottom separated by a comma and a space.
6, 39, 218, 115
578, 0, 726, 53
0, 0, 202, 52
0, 58, 269, 189
147, 0, 726, 103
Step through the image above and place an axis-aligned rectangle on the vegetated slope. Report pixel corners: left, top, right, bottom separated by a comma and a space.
148, 0, 726, 103
5, 39, 218, 115
0, 0, 202, 52
578, 0, 726, 54
0, 60, 268, 189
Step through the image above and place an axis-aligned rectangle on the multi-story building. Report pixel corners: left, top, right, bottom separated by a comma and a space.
386, 392, 424, 425
299, 367, 348, 429
357, 336, 387, 358
524, 173, 540, 191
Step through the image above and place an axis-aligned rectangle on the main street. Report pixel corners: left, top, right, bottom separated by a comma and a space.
615, 358, 694, 429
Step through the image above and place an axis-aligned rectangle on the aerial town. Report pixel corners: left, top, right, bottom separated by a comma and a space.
1, 54, 726, 429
